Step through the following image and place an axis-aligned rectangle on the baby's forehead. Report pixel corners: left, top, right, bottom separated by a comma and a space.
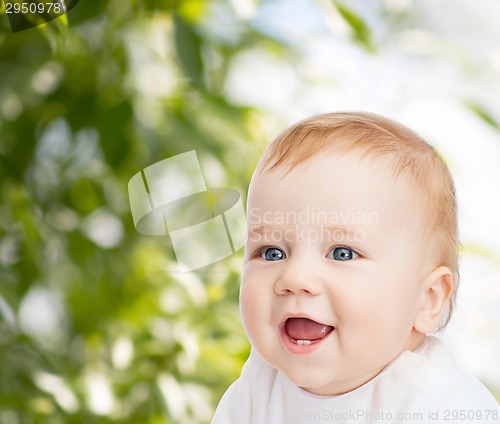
251, 136, 438, 231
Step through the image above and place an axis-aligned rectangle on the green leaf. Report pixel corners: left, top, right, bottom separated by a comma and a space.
173, 13, 205, 89
333, 2, 374, 51
467, 102, 500, 131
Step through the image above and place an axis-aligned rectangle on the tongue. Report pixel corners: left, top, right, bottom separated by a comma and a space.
285, 318, 333, 341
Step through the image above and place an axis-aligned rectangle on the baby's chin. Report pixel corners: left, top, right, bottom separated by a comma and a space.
284, 365, 385, 397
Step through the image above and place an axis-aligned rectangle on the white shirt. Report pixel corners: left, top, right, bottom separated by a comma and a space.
212, 336, 499, 423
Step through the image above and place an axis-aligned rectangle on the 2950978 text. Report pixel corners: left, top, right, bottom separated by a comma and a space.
5, 2, 65, 14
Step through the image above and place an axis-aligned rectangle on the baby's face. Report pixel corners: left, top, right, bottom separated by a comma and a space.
241, 150, 431, 395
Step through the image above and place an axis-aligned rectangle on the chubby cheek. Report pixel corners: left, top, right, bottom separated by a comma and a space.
335, 283, 412, 342
240, 275, 267, 344
239, 281, 256, 328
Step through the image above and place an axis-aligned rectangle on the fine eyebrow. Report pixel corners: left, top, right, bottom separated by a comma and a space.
322, 225, 379, 245
247, 226, 267, 235
322, 225, 363, 236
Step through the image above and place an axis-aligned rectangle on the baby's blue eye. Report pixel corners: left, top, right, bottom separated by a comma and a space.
329, 247, 358, 261
260, 247, 286, 261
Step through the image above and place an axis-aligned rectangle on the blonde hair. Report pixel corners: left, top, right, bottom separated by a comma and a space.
260, 112, 460, 329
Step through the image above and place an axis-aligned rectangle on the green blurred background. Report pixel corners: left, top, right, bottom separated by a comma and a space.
1, 0, 499, 423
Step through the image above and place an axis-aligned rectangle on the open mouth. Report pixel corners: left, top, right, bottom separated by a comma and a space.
282, 317, 334, 348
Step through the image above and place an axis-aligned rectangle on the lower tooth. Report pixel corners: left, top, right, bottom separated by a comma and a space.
297, 340, 311, 346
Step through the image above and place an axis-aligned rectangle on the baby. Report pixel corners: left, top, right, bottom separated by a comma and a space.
212, 112, 499, 423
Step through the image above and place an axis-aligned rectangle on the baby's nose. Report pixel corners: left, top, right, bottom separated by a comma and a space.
274, 257, 322, 296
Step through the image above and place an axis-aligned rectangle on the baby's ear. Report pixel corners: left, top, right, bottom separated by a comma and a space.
413, 266, 454, 334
